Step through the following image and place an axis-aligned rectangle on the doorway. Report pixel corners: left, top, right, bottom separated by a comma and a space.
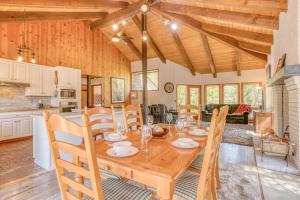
176, 85, 201, 107
81, 75, 104, 108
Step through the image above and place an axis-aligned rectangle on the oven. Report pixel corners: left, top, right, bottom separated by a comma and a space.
58, 89, 76, 99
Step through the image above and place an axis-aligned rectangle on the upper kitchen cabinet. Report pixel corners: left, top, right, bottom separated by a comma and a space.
25, 64, 54, 97
55, 66, 81, 89
0, 58, 29, 84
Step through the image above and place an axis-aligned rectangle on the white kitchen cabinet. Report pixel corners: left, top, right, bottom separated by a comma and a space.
42, 67, 54, 96
1, 119, 14, 138
56, 66, 79, 89
0, 59, 13, 81
18, 117, 32, 136
13, 62, 29, 83
26, 65, 54, 97
0, 58, 29, 84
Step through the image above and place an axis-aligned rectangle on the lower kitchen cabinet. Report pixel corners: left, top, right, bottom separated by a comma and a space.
0, 117, 32, 141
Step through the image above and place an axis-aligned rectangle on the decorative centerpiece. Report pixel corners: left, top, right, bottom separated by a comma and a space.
152, 125, 169, 138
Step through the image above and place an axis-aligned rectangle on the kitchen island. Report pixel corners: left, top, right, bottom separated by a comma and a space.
32, 111, 124, 171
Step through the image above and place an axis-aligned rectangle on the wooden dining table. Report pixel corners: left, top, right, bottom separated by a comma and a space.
94, 125, 207, 200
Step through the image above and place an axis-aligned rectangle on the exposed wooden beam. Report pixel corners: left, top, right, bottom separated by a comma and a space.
169, 29, 196, 75
200, 34, 217, 78
238, 42, 271, 55
132, 16, 166, 63
0, 11, 108, 22
155, 8, 273, 44
121, 33, 142, 60
152, 8, 267, 62
158, 2, 279, 30
163, 0, 287, 16
236, 51, 241, 76
90, 0, 158, 30
0, 0, 129, 12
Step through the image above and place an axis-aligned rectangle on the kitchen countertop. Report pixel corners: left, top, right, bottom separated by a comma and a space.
0, 107, 59, 113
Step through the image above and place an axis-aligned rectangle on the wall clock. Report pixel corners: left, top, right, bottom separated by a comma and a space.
164, 82, 174, 93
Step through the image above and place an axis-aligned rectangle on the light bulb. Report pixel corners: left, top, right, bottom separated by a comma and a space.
31, 58, 36, 64
112, 23, 119, 31
142, 31, 148, 41
140, 3, 149, 13
17, 55, 23, 62
121, 20, 127, 26
170, 23, 177, 30
163, 19, 170, 25
112, 36, 120, 43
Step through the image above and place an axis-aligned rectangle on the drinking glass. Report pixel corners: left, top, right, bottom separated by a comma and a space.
175, 119, 184, 134
141, 125, 152, 153
166, 113, 173, 125
117, 122, 125, 134
147, 115, 154, 126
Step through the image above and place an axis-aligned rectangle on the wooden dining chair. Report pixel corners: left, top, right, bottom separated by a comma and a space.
84, 106, 117, 140
43, 111, 152, 200
178, 104, 201, 124
122, 104, 143, 132
173, 107, 228, 200
188, 106, 229, 199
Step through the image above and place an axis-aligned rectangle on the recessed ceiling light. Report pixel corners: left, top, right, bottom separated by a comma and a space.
170, 23, 177, 30
112, 23, 119, 31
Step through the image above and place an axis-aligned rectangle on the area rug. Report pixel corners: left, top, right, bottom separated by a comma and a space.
201, 121, 255, 146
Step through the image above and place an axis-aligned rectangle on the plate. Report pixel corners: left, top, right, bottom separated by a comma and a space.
107, 146, 139, 158
104, 135, 128, 142
188, 129, 207, 136
171, 139, 199, 149
112, 141, 132, 147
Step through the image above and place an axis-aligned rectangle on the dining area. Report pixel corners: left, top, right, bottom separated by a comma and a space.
42, 104, 229, 200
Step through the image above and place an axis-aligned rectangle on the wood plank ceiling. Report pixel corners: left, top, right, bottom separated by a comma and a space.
0, 0, 287, 77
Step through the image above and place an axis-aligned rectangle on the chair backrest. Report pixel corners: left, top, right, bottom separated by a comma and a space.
178, 104, 201, 122
122, 104, 143, 132
84, 106, 116, 138
196, 108, 219, 200
43, 111, 103, 200
196, 106, 229, 200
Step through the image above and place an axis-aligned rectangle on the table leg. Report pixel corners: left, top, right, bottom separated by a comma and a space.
157, 180, 175, 200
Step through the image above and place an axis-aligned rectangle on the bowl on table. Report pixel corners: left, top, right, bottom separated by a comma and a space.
152, 125, 169, 138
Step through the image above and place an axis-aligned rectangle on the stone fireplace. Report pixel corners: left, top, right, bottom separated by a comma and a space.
270, 65, 300, 168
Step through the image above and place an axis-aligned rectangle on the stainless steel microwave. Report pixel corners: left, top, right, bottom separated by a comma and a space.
58, 89, 76, 99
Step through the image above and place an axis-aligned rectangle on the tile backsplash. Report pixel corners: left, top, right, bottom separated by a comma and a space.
0, 86, 51, 111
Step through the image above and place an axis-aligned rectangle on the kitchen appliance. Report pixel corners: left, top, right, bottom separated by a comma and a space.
59, 101, 78, 113
57, 89, 76, 99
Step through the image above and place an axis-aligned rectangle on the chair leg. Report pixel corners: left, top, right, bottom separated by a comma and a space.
215, 159, 221, 191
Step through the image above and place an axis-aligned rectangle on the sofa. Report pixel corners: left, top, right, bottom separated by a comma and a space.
202, 104, 250, 124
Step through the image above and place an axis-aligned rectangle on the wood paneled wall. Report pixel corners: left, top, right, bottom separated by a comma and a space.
0, 20, 131, 106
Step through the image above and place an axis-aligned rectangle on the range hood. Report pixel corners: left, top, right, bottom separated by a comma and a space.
0, 81, 30, 87
267, 64, 300, 86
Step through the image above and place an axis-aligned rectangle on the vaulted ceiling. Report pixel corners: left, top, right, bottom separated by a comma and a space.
0, 0, 287, 76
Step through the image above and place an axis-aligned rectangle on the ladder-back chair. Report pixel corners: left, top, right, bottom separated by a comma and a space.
122, 104, 143, 132
84, 106, 116, 140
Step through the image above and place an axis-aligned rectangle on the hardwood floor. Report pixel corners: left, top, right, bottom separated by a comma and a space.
0, 138, 261, 200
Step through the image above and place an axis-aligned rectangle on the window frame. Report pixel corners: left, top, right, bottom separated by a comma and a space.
241, 82, 262, 108
204, 84, 221, 105
176, 84, 201, 107
222, 83, 240, 104
131, 69, 159, 91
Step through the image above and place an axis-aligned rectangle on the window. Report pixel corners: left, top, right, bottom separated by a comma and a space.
132, 70, 159, 91
223, 84, 239, 104
205, 85, 220, 104
242, 82, 262, 107
176, 85, 201, 106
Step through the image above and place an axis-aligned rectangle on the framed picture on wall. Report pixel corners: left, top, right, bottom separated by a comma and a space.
111, 77, 125, 103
